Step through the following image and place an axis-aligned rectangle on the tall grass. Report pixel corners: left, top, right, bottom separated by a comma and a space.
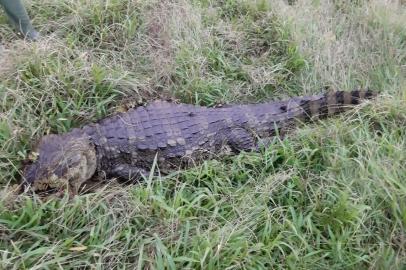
0, 0, 405, 268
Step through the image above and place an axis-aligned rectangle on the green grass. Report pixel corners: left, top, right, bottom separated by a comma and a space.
0, 0, 405, 268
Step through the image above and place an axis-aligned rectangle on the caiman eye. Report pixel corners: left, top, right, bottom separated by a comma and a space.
28, 151, 39, 161
22, 151, 39, 167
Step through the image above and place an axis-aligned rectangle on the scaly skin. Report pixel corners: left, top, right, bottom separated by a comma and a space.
22, 90, 376, 195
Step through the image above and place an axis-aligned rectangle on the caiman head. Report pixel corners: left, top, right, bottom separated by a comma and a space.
22, 129, 97, 195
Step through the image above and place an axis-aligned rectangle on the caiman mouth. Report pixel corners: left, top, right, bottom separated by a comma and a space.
21, 159, 88, 195
31, 175, 69, 192
21, 162, 70, 195
20, 132, 98, 196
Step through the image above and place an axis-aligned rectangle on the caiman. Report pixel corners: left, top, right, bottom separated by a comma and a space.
21, 89, 376, 195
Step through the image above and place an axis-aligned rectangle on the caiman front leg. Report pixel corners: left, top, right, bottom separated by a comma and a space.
109, 164, 150, 183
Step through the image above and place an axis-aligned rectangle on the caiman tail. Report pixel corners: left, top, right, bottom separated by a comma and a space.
277, 89, 377, 121
243, 89, 377, 135
287, 89, 377, 120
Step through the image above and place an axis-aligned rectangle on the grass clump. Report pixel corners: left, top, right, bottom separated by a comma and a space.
0, 0, 405, 268
172, 0, 306, 105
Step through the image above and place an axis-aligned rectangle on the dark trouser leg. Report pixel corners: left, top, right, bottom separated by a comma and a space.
0, 0, 39, 40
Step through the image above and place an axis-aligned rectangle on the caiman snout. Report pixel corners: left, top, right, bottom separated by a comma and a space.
22, 130, 97, 195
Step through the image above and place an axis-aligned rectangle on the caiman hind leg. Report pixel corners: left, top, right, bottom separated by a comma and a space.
226, 128, 257, 152
226, 128, 276, 152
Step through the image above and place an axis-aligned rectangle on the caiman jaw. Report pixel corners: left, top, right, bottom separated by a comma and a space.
31, 174, 68, 193
22, 132, 97, 196
29, 147, 97, 195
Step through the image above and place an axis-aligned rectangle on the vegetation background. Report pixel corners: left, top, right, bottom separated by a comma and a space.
0, 0, 405, 268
